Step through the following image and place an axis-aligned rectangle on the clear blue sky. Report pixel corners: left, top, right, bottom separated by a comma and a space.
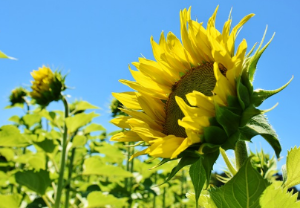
1, 0, 299, 170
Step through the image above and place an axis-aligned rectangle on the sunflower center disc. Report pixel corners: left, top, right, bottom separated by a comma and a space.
163, 63, 218, 138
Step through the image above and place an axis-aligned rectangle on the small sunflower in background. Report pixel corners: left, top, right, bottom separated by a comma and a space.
9, 87, 28, 107
110, 6, 291, 174
30, 65, 66, 107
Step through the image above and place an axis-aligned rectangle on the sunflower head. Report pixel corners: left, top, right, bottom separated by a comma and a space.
110, 6, 291, 175
9, 87, 28, 106
30, 65, 66, 107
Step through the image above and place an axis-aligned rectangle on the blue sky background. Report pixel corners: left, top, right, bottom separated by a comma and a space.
0, 0, 299, 172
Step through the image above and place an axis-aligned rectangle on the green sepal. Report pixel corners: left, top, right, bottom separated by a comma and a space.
239, 114, 281, 158
150, 158, 176, 170
221, 132, 240, 150
237, 78, 250, 110
251, 76, 293, 107
189, 150, 219, 207
247, 28, 275, 83
199, 143, 220, 154
203, 126, 228, 145
240, 103, 278, 127
226, 96, 242, 115
162, 156, 199, 185
215, 105, 240, 137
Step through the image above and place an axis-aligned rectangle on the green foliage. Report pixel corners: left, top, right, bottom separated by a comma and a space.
0, 125, 29, 147
0, 194, 22, 208
210, 159, 269, 208
284, 146, 300, 189
66, 112, 99, 133
15, 170, 51, 195
86, 191, 128, 207
260, 182, 300, 208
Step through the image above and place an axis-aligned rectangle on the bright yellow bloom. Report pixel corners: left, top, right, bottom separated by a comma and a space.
30, 65, 66, 106
111, 6, 254, 159
30, 65, 54, 98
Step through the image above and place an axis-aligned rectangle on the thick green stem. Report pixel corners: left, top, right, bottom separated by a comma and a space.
235, 141, 248, 170
54, 96, 69, 208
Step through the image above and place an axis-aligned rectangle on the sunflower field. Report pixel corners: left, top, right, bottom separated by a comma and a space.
1, 4, 300, 208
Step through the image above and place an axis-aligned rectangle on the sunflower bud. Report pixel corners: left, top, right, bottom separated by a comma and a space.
30, 65, 66, 107
9, 87, 28, 106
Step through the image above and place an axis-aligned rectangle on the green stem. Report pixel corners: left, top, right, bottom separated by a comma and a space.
64, 147, 76, 208
162, 187, 166, 208
153, 172, 157, 208
54, 96, 69, 208
235, 141, 248, 170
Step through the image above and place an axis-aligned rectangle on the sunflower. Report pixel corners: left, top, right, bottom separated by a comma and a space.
111, 6, 288, 161
30, 65, 66, 106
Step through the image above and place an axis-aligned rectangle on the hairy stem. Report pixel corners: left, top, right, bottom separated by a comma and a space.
235, 140, 248, 170
54, 96, 69, 208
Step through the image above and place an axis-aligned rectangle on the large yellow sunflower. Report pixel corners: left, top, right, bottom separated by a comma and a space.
111, 6, 255, 159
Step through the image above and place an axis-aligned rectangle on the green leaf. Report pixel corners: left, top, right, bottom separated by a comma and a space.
0, 194, 22, 208
0, 125, 29, 147
284, 146, 300, 188
84, 123, 105, 134
93, 143, 125, 163
189, 157, 206, 207
86, 191, 128, 208
215, 105, 240, 137
15, 169, 51, 195
210, 159, 269, 208
72, 135, 87, 148
27, 153, 46, 170
74, 101, 100, 112
0, 148, 14, 161
66, 112, 100, 133
82, 156, 132, 177
8, 115, 20, 124
0, 50, 15, 59
163, 156, 199, 184
22, 114, 41, 128
260, 182, 300, 208
239, 114, 281, 158
34, 138, 57, 153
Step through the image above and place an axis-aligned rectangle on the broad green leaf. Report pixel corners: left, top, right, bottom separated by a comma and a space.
284, 146, 300, 188
82, 156, 132, 177
0, 194, 22, 208
189, 157, 206, 207
74, 101, 99, 112
94, 143, 125, 163
15, 169, 51, 195
23, 114, 41, 128
8, 115, 20, 124
66, 112, 99, 133
186, 191, 217, 208
239, 114, 281, 158
27, 153, 46, 170
0, 148, 14, 161
0, 125, 29, 147
84, 123, 105, 134
72, 135, 87, 148
210, 159, 269, 208
86, 191, 128, 208
260, 182, 300, 208
34, 138, 57, 153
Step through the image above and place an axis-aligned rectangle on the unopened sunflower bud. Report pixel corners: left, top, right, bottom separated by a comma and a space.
30, 65, 66, 107
9, 87, 28, 106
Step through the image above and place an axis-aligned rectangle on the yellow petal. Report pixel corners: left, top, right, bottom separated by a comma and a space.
112, 92, 141, 110
110, 116, 131, 129
110, 131, 141, 142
